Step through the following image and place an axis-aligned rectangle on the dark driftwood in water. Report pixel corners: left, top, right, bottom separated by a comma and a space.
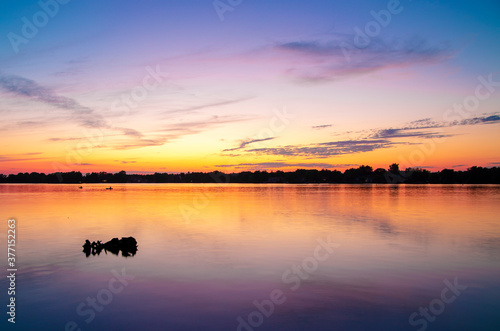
82, 237, 138, 257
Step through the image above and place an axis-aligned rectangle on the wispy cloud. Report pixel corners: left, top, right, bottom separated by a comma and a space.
162, 115, 249, 134
370, 128, 450, 140
0, 73, 92, 113
112, 115, 251, 150
116, 127, 144, 138
114, 160, 137, 164
459, 114, 500, 126
0, 72, 108, 128
248, 139, 395, 158
52, 57, 89, 77
274, 36, 454, 82
216, 162, 357, 169
366, 112, 500, 142
15, 120, 45, 128
0, 72, 162, 148
47, 137, 83, 142
223, 137, 276, 152
0, 152, 46, 163
162, 97, 253, 115
111, 138, 168, 150
397, 114, 500, 131
231, 112, 500, 158
312, 124, 332, 130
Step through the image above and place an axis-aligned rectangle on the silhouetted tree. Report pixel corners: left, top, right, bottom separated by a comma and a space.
389, 163, 400, 174
1, 167, 499, 184
114, 170, 127, 183
440, 169, 456, 184
405, 168, 430, 183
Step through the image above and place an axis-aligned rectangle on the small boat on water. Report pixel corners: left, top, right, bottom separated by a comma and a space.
78, 186, 83, 189
106, 186, 113, 190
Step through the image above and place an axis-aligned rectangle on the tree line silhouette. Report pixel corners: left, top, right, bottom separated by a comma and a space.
1, 165, 499, 184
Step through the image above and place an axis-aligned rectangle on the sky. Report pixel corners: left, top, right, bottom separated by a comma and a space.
0, 0, 499, 174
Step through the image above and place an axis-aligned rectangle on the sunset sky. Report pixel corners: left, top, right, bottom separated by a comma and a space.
1, 0, 499, 174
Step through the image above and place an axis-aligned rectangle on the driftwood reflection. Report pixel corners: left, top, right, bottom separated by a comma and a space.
82, 237, 138, 257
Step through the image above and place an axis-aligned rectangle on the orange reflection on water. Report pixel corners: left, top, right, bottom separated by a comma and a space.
1, 184, 499, 279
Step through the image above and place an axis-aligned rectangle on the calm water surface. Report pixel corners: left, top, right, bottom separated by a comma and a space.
1, 184, 499, 330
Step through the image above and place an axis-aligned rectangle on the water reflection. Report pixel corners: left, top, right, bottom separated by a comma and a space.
0, 184, 499, 330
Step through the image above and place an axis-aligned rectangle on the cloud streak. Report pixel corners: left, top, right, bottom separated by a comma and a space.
0, 152, 46, 163
223, 137, 276, 152
312, 124, 332, 130
370, 128, 450, 140
232, 112, 500, 158
112, 115, 252, 150
216, 162, 357, 169
0, 72, 168, 149
274, 36, 454, 82
0, 72, 108, 128
0, 73, 90, 112
162, 97, 253, 115
248, 139, 395, 158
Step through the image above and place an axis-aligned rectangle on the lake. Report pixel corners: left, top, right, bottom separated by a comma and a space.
1, 184, 499, 330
